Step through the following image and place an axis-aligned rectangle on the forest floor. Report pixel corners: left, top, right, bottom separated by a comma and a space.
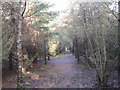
2, 52, 118, 88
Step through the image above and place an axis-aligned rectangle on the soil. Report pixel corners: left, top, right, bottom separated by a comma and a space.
2, 53, 118, 88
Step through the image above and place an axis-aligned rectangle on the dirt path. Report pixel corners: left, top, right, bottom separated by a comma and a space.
2, 53, 118, 88
24, 53, 96, 88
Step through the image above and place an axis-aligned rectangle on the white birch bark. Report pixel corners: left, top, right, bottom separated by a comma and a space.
17, 0, 26, 85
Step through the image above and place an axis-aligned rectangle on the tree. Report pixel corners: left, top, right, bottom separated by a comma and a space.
118, 1, 120, 87
16, 0, 26, 87
63, 1, 118, 87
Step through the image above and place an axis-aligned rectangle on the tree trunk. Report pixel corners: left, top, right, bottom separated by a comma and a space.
33, 57, 37, 63
47, 51, 50, 61
102, 74, 109, 87
44, 39, 47, 64
118, 1, 120, 87
72, 40, 75, 54
17, 8, 23, 84
58, 45, 61, 54
16, 1, 26, 87
96, 71, 102, 87
47, 53, 50, 60
47, 44, 50, 60
8, 52, 13, 71
44, 54, 47, 64
75, 36, 80, 63
73, 39, 77, 59
83, 10, 89, 60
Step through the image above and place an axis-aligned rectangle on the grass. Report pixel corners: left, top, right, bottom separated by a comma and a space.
56, 53, 73, 57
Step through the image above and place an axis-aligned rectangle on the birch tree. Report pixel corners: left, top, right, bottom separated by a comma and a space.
16, 0, 26, 87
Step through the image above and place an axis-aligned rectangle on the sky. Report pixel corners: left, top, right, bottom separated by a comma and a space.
40, 0, 118, 25
43, 0, 118, 12
43, 0, 70, 11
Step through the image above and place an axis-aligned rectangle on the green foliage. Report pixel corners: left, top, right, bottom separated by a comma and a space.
48, 32, 60, 37
57, 54, 73, 57
17, 83, 23, 88
63, 1, 118, 87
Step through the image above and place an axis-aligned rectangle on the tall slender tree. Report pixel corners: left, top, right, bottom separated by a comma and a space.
17, 0, 26, 87
118, 1, 120, 87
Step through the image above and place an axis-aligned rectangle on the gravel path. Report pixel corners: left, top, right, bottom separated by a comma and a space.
24, 54, 96, 88
3, 53, 118, 88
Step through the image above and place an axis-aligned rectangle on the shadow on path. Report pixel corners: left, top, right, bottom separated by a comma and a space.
24, 52, 96, 88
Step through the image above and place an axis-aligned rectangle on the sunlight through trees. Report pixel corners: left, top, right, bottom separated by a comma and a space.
1, 0, 119, 88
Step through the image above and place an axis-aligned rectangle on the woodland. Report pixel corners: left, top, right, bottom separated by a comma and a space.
1, 0, 120, 89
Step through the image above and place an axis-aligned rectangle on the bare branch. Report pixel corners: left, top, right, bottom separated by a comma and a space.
101, 3, 118, 19
21, 1, 26, 16
23, 4, 49, 18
